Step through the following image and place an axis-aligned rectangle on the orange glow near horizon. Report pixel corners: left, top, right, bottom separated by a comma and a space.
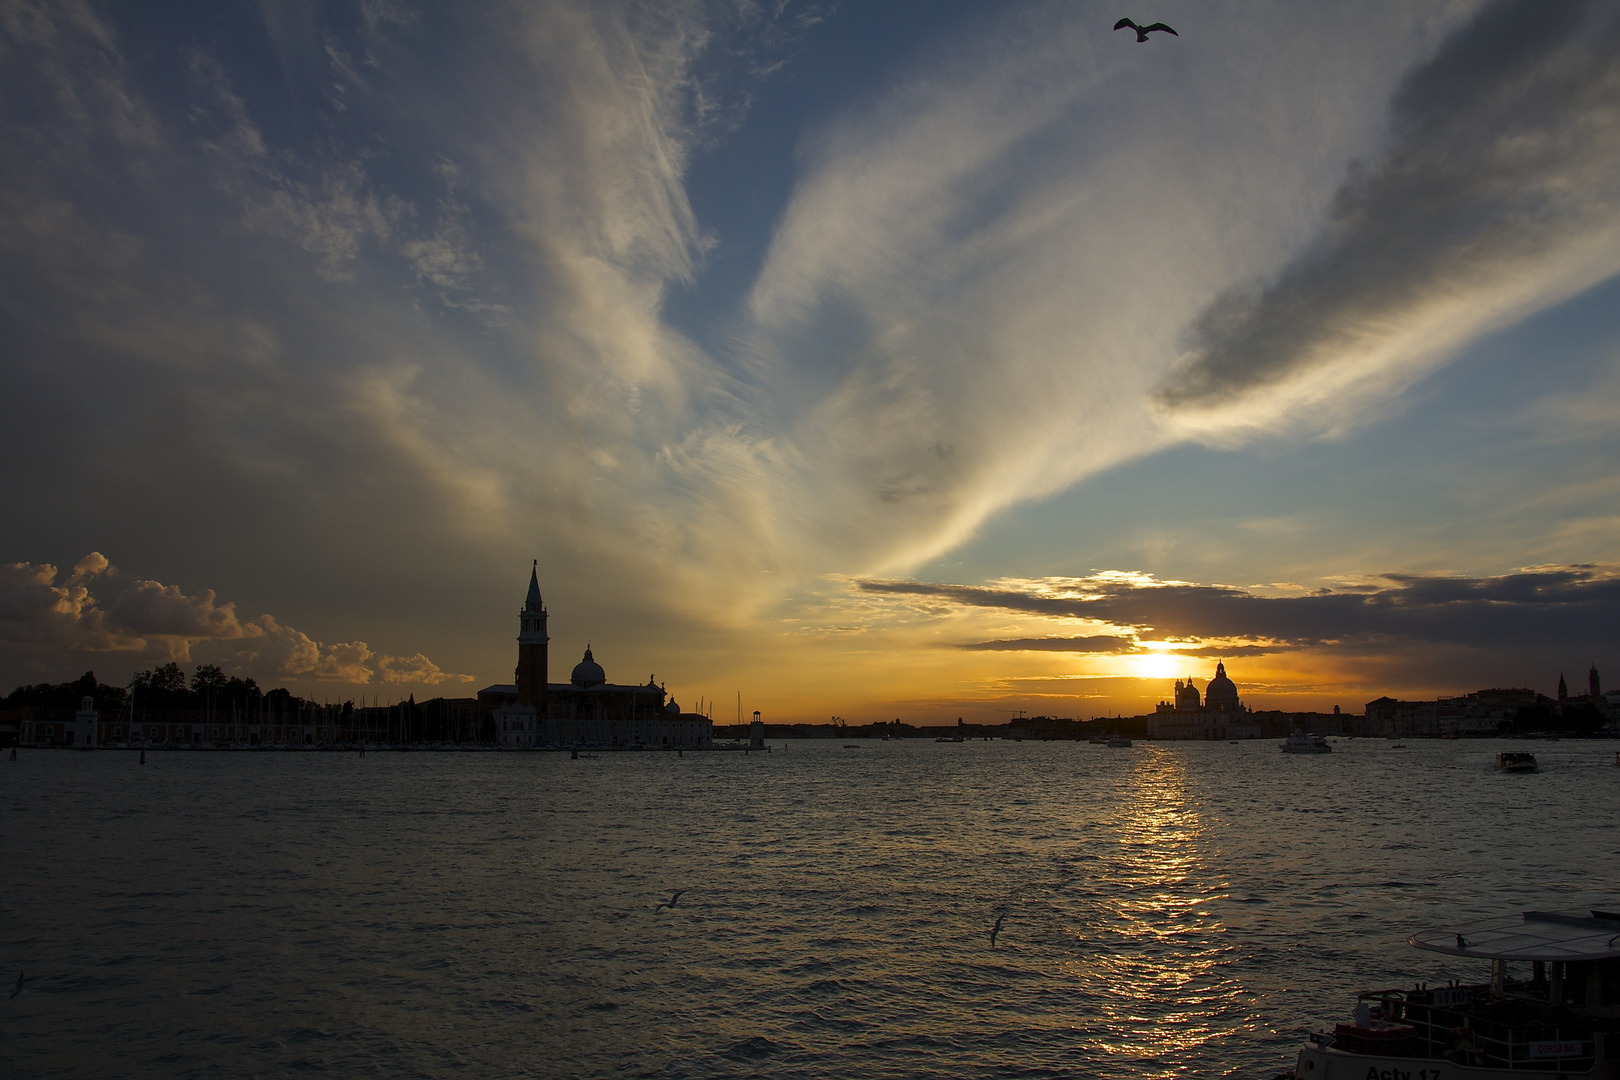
1120, 650, 1193, 682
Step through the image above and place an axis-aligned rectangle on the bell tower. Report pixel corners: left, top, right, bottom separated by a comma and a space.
515, 561, 549, 709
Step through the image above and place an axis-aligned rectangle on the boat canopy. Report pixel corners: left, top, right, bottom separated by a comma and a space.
1410, 909, 1620, 962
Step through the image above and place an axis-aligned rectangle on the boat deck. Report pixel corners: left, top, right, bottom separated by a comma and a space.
1339, 983, 1614, 1072
1298, 910, 1620, 1076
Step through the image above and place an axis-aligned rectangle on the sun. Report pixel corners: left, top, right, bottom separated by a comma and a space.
1126, 650, 1187, 682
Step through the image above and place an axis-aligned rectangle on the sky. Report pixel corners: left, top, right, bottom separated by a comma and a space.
3, 0, 1620, 723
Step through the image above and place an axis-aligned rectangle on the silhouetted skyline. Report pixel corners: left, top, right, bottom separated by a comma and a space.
3, 1, 1620, 721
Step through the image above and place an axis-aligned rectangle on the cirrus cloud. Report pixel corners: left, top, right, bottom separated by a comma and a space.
1158, 0, 1620, 430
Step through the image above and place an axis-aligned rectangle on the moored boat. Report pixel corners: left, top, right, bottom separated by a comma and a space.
1289, 907, 1620, 1079
1281, 730, 1331, 754
1107, 737, 1132, 748
1497, 751, 1538, 773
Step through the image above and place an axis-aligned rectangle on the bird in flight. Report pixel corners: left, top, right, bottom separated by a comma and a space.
989, 913, 1007, 947
9, 971, 25, 999
1114, 18, 1178, 42
655, 889, 687, 911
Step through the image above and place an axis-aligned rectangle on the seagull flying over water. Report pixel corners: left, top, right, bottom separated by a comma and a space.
655, 889, 687, 911
1114, 18, 1178, 42
9, 971, 25, 999
990, 913, 1007, 947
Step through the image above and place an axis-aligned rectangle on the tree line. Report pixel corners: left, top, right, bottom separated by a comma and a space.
2, 664, 324, 714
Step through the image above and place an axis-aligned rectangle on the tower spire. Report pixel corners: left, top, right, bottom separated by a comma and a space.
516, 561, 549, 708
525, 560, 542, 610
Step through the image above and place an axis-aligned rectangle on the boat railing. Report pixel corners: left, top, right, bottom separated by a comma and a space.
1351, 988, 1597, 1071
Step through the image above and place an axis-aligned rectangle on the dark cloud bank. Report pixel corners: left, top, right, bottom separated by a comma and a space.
1160, 0, 1620, 406
0, 555, 468, 688
861, 565, 1620, 658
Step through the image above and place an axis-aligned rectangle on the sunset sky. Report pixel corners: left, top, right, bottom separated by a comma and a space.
4, 0, 1620, 722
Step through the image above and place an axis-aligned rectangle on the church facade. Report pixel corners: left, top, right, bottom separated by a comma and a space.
480, 565, 714, 749
1147, 662, 1261, 740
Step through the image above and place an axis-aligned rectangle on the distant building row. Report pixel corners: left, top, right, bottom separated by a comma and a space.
1136, 662, 1618, 741
13, 696, 355, 748
6, 564, 716, 751
1362, 666, 1617, 738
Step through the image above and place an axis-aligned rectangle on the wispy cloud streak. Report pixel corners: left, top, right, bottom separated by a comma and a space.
1159, 0, 1620, 417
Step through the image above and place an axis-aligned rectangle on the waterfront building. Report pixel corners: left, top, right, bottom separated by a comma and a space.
73, 696, 96, 748
480, 565, 714, 749
1361, 696, 1439, 737
1363, 678, 1609, 738
18, 710, 51, 747
1148, 662, 1261, 739
1438, 687, 1538, 736
17, 698, 114, 747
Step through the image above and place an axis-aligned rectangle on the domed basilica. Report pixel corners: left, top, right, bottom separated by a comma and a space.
478, 564, 713, 749
1149, 662, 1260, 740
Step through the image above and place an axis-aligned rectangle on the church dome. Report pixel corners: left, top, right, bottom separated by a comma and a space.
665, 699, 681, 715
1204, 661, 1240, 712
571, 647, 606, 688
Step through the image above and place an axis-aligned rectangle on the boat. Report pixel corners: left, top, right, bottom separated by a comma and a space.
842, 744, 860, 749
934, 736, 964, 743
1497, 751, 1538, 773
1107, 738, 1132, 748
1289, 906, 1620, 1079
1280, 730, 1332, 753
1089, 736, 1110, 744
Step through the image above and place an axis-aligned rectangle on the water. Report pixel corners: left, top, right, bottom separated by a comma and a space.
3, 739, 1617, 1079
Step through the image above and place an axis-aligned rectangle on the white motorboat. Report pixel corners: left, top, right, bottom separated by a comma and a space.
1497, 751, 1538, 773
1281, 730, 1331, 753
1289, 907, 1620, 1079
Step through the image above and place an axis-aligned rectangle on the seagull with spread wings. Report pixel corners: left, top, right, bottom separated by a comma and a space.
1114, 18, 1178, 42
654, 889, 687, 911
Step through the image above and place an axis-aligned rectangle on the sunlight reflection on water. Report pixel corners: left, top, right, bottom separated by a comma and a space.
2, 739, 1617, 1078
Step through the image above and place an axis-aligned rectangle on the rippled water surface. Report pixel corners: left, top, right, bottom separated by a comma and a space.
4, 739, 1618, 1078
